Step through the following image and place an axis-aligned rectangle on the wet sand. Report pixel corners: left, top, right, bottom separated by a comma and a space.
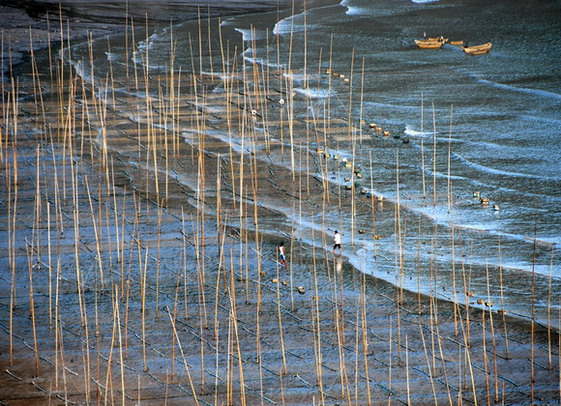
1, 0, 313, 74
1, 2, 561, 405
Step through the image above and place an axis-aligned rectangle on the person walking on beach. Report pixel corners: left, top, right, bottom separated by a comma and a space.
277, 241, 288, 268
332, 230, 342, 255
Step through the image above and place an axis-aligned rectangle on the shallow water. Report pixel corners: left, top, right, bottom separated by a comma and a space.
67, 0, 561, 326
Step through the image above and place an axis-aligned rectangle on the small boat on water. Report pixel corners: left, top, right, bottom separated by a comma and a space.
462, 42, 493, 55
450, 40, 464, 45
415, 36, 448, 49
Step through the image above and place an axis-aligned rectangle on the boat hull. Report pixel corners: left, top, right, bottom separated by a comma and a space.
463, 42, 493, 54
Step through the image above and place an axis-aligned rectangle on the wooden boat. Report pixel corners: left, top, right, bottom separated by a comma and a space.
462, 42, 492, 55
415, 36, 448, 49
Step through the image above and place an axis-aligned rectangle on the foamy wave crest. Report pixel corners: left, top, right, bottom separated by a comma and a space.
404, 125, 431, 137
412, 0, 439, 3
478, 78, 561, 101
345, 6, 369, 15
452, 152, 558, 181
340, 0, 369, 15
294, 87, 332, 98
273, 17, 306, 36
137, 31, 162, 52
71, 60, 93, 85
105, 52, 119, 62
363, 100, 419, 112
234, 27, 268, 42
520, 114, 561, 126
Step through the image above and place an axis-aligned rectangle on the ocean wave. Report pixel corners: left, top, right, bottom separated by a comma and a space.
234, 27, 268, 42
362, 100, 419, 112
294, 87, 332, 98
273, 17, 305, 36
105, 52, 119, 62
520, 114, 561, 127
452, 152, 559, 181
477, 78, 561, 101
404, 124, 432, 137
345, 6, 369, 15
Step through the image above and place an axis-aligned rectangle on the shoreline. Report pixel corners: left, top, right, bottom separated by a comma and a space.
1, 0, 321, 76
1, 1, 561, 404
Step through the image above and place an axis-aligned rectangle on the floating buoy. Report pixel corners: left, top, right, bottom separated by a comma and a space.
375, 126, 383, 133
354, 181, 361, 188
281, 280, 288, 286
485, 302, 493, 307
477, 299, 485, 305
343, 78, 350, 83
296, 286, 306, 294
316, 148, 324, 154
358, 229, 365, 234
402, 138, 410, 144
333, 72, 339, 77
345, 184, 352, 190
339, 74, 345, 78
466, 291, 474, 297
498, 309, 507, 315
272, 278, 279, 283
345, 161, 352, 168
360, 188, 367, 195
341, 157, 348, 163
493, 204, 500, 211
279, 98, 285, 105
344, 177, 351, 182
377, 195, 384, 202
333, 154, 340, 160
356, 173, 363, 179
374, 235, 382, 240
369, 123, 377, 128
326, 68, 332, 74
323, 153, 330, 159
251, 109, 258, 116
260, 271, 267, 276
480, 197, 490, 205
382, 130, 391, 137
473, 191, 480, 198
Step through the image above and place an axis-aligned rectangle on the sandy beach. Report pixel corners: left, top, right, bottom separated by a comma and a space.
1, 1, 560, 404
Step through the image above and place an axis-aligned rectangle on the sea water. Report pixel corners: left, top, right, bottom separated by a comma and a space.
67, 0, 561, 326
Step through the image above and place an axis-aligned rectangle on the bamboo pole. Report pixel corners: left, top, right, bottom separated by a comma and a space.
432, 102, 437, 206
167, 307, 201, 405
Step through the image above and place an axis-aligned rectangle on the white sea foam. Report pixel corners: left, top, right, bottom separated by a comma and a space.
105, 52, 119, 62
273, 15, 306, 36
404, 125, 432, 137
477, 78, 561, 101
294, 87, 332, 99
234, 27, 268, 42
363, 100, 419, 112
452, 152, 559, 181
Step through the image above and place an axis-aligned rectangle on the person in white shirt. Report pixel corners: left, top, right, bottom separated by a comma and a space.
277, 241, 288, 268
332, 230, 342, 254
